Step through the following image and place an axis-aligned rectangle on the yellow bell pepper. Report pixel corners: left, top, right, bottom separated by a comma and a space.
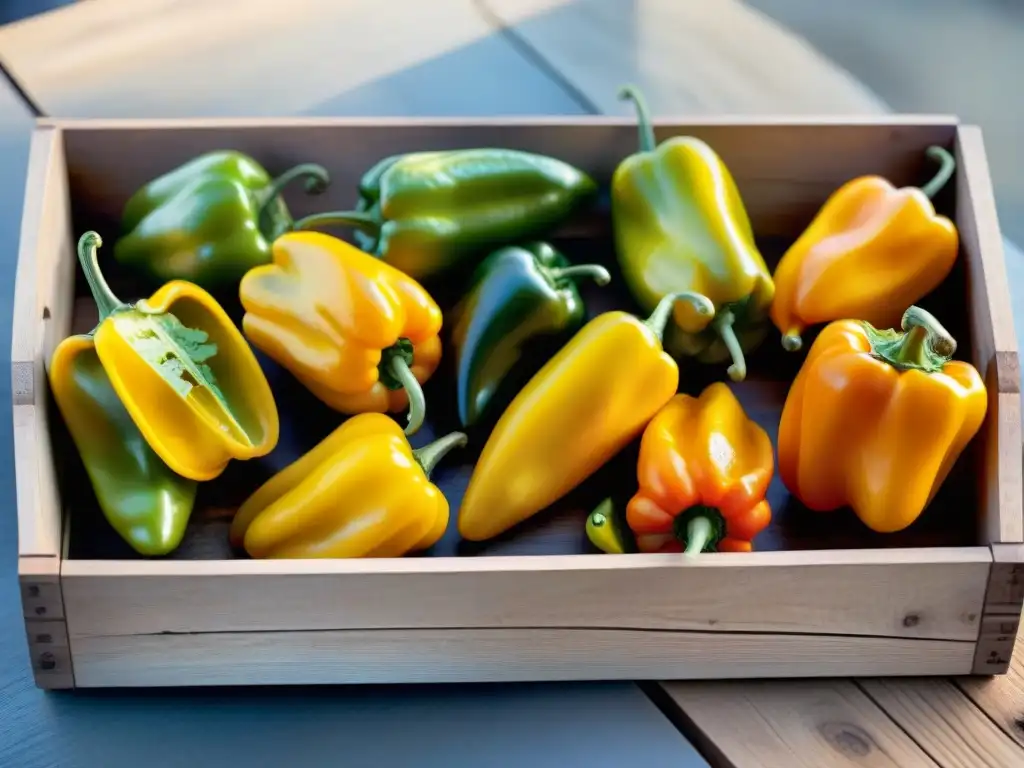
65, 232, 278, 482
239, 231, 443, 435
778, 306, 986, 533
771, 146, 959, 352
458, 291, 714, 541
230, 413, 466, 558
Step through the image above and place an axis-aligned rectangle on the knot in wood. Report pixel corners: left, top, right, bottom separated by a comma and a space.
820, 722, 873, 757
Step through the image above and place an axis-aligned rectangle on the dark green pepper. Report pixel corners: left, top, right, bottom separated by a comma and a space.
291, 149, 598, 281
586, 498, 634, 554
48, 333, 198, 556
448, 242, 610, 429
113, 150, 330, 291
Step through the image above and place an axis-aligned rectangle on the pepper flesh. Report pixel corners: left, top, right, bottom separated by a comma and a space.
230, 414, 466, 558
49, 337, 197, 556
449, 242, 611, 429
239, 230, 442, 435
76, 232, 279, 482
114, 150, 330, 290
291, 148, 598, 281
771, 146, 959, 352
458, 291, 714, 542
611, 86, 774, 381
625, 383, 773, 554
778, 306, 986, 533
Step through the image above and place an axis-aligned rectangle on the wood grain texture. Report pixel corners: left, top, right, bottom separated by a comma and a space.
60, 549, 990, 641
68, 627, 975, 688
660, 680, 938, 767
959, 618, 1024, 748
480, 0, 888, 116
860, 678, 1024, 766
973, 544, 1024, 674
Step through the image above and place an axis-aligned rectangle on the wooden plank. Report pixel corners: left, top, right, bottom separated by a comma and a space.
973, 544, 1024, 674
659, 680, 938, 767
859, 678, 1024, 766
955, 125, 1023, 546
958, 619, 1024, 748
0, 0, 584, 118
482, 0, 888, 116
12, 125, 74, 559
54, 117, 958, 240
68, 627, 975, 688
17, 556, 73, 689
60, 548, 989, 641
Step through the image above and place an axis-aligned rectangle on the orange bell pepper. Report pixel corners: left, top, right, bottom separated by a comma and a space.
625, 383, 773, 554
770, 146, 959, 352
239, 231, 443, 435
778, 306, 987, 533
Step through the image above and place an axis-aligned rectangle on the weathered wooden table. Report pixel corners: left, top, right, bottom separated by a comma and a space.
2, 1, 1023, 765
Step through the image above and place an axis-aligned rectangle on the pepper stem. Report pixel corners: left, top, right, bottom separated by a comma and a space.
920, 146, 956, 200
77, 232, 126, 321
871, 305, 956, 372
389, 356, 427, 436
781, 329, 803, 352
290, 210, 382, 237
684, 517, 714, 556
412, 431, 468, 479
619, 84, 657, 153
547, 264, 612, 286
256, 163, 330, 223
643, 292, 715, 342
714, 309, 747, 381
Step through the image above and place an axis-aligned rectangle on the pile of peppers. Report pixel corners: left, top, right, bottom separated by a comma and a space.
49, 83, 987, 560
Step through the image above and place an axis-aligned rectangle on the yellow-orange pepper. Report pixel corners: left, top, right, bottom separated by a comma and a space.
626, 384, 773, 554
778, 306, 986, 533
239, 231, 443, 435
458, 291, 714, 541
57, 232, 278, 482
771, 146, 959, 352
230, 413, 466, 558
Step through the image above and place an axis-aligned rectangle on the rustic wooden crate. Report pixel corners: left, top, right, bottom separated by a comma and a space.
12, 116, 1023, 690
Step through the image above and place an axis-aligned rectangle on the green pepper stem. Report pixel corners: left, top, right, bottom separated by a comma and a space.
643, 292, 715, 342
290, 210, 382, 237
548, 264, 612, 286
256, 163, 330, 223
390, 355, 427, 436
876, 305, 957, 371
412, 431, 468, 479
684, 516, 714, 556
77, 232, 125, 321
714, 309, 747, 381
618, 84, 657, 153
920, 146, 956, 200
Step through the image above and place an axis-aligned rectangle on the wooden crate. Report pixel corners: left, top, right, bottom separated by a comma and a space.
12, 116, 1023, 690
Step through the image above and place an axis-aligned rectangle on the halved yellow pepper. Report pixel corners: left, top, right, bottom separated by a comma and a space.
230, 413, 466, 558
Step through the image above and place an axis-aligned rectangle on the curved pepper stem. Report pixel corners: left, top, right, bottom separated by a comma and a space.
714, 309, 747, 381
872, 305, 956, 373
684, 517, 714, 556
391, 356, 426, 436
547, 264, 612, 286
290, 210, 382, 237
256, 163, 331, 224
413, 431, 468, 479
643, 292, 715, 343
674, 505, 726, 557
77, 231, 127, 321
619, 84, 658, 153
920, 146, 956, 200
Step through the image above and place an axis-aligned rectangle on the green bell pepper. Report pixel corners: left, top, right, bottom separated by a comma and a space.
586, 498, 634, 554
113, 150, 330, 291
290, 149, 598, 281
448, 242, 610, 429
48, 332, 198, 556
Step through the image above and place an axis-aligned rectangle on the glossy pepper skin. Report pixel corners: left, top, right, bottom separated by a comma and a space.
586, 498, 634, 554
114, 150, 330, 291
239, 231, 443, 435
230, 414, 466, 558
626, 384, 773, 555
49, 339, 197, 556
290, 149, 598, 281
611, 86, 774, 382
778, 306, 986, 533
449, 242, 611, 429
458, 291, 715, 541
771, 147, 960, 352
73, 232, 279, 482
